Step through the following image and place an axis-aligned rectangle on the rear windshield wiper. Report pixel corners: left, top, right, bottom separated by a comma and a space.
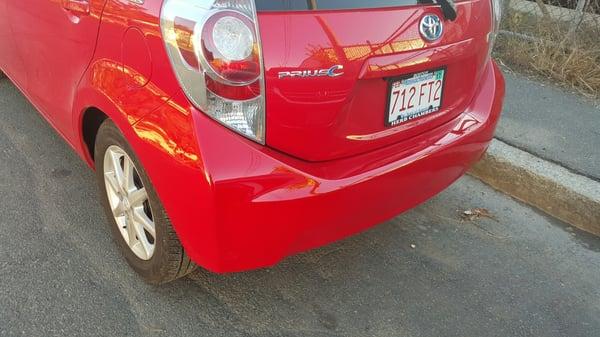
420, 0, 458, 21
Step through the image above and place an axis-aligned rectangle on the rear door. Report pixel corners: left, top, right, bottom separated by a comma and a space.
256, 0, 492, 161
7, 0, 107, 139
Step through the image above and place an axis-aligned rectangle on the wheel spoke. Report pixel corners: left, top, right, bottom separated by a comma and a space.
110, 151, 126, 192
133, 208, 155, 239
126, 216, 137, 246
112, 201, 127, 218
104, 173, 121, 196
133, 219, 153, 259
123, 157, 134, 192
129, 188, 147, 208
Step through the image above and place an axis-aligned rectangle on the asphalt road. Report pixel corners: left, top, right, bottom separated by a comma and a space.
1, 77, 600, 337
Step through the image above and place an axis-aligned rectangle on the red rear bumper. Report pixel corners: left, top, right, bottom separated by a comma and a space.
141, 61, 504, 273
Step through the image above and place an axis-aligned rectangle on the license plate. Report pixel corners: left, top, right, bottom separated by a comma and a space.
386, 68, 445, 127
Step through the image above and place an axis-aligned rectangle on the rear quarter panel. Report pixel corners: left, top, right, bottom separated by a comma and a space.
74, 0, 222, 269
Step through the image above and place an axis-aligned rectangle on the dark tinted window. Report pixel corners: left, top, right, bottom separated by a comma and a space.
255, 0, 420, 11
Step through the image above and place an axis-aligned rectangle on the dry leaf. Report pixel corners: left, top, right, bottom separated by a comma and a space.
461, 208, 495, 221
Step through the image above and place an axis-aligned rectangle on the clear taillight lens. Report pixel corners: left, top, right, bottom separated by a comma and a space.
160, 0, 265, 143
201, 11, 261, 84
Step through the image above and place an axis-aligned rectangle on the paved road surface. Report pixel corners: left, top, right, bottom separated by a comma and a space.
1, 77, 600, 337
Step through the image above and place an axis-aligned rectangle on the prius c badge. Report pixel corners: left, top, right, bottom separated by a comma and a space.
278, 65, 344, 79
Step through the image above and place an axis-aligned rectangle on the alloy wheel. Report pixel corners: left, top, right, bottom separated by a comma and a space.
103, 145, 156, 260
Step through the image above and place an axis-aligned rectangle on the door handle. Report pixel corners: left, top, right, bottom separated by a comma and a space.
62, 0, 90, 15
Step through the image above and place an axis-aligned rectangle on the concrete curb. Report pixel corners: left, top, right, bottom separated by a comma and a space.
469, 139, 600, 235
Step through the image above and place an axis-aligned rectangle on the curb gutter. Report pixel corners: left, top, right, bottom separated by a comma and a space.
469, 139, 600, 235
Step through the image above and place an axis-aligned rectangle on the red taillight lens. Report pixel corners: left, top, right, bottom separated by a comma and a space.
205, 76, 260, 101
200, 11, 260, 85
160, 0, 266, 143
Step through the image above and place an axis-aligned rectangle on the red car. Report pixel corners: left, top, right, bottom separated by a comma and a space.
0, 0, 504, 283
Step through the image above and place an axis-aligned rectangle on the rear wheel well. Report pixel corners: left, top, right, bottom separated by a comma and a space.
82, 108, 109, 162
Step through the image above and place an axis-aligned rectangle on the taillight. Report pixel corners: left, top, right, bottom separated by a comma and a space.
160, 0, 265, 143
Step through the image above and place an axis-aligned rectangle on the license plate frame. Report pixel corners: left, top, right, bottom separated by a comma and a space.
385, 67, 446, 127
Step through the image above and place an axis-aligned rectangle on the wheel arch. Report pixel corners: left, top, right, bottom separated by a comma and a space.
73, 89, 133, 169
81, 107, 109, 165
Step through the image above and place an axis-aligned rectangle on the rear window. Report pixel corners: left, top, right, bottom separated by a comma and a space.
255, 0, 422, 11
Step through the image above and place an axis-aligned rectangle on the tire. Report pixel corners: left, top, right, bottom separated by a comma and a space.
95, 120, 195, 284
0, 71, 6, 79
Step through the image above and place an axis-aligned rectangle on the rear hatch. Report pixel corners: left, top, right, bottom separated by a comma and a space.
256, 0, 492, 162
